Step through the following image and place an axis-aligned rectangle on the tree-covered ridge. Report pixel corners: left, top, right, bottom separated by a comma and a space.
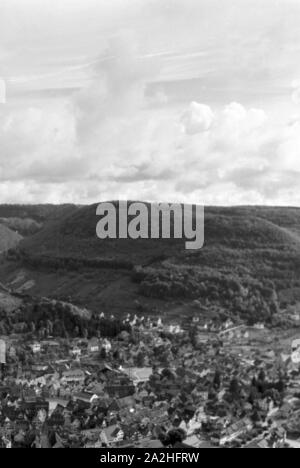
17, 204, 300, 262
0, 204, 79, 223
133, 264, 281, 324
2, 203, 300, 322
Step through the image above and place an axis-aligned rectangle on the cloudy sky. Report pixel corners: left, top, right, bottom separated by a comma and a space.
1, 0, 300, 205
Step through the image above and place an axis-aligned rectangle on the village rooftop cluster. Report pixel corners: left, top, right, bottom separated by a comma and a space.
1, 301, 300, 449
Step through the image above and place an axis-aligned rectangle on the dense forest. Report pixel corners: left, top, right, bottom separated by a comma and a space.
0, 297, 130, 339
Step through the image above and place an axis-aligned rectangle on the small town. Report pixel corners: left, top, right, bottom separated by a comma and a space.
1, 0, 300, 453
1, 289, 300, 449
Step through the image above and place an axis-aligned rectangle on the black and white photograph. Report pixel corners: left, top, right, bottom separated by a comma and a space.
0, 0, 300, 452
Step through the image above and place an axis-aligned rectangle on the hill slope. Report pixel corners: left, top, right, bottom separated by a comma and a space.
0, 204, 80, 237
0, 224, 22, 253
0, 204, 80, 223
18, 204, 300, 265
1, 204, 300, 322
0, 217, 42, 236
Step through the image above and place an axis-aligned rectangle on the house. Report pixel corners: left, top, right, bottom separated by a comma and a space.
73, 392, 99, 404
195, 332, 214, 345
117, 395, 136, 410
41, 340, 60, 349
197, 441, 218, 449
106, 381, 135, 398
70, 346, 81, 357
291, 338, 300, 352
29, 343, 41, 354
179, 415, 202, 435
101, 425, 124, 446
108, 396, 136, 413
81, 428, 102, 442
184, 434, 203, 448
121, 367, 153, 385
167, 324, 183, 334
47, 398, 69, 415
218, 325, 246, 340
269, 427, 286, 448
102, 339, 112, 353
48, 412, 65, 427
136, 439, 164, 448
245, 439, 269, 449
87, 383, 104, 396
8, 345, 16, 359
84, 439, 103, 449
219, 418, 253, 446
278, 402, 293, 418
32, 364, 50, 374
88, 339, 100, 354
62, 369, 85, 383
22, 387, 37, 402
223, 319, 234, 330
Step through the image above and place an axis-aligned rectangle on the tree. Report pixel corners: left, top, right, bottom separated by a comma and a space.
276, 378, 285, 394
257, 370, 267, 394
258, 370, 266, 382
46, 319, 53, 336
229, 377, 240, 397
213, 370, 222, 390
208, 387, 217, 402
100, 347, 107, 360
248, 386, 259, 405
164, 428, 187, 447
136, 352, 145, 367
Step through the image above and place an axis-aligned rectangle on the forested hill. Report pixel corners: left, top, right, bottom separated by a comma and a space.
18, 203, 300, 264
1, 204, 300, 323
0, 204, 79, 237
0, 204, 79, 222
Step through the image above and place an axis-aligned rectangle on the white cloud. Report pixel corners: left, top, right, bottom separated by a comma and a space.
292, 89, 300, 104
276, 120, 300, 172
0, 80, 299, 206
1, 0, 300, 205
292, 80, 300, 104
0, 102, 80, 184
0, 79, 6, 104
181, 102, 215, 134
